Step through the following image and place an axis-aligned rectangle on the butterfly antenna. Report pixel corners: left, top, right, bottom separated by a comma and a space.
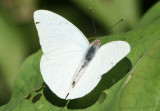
107, 18, 125, 31
89, 7, 98, 38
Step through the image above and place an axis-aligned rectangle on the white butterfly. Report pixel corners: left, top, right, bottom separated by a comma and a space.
34, 10, 130, 100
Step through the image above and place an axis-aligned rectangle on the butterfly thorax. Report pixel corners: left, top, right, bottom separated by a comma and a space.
85, 39, 100, 62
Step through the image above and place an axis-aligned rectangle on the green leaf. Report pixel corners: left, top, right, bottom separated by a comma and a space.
1, 1, 160, 111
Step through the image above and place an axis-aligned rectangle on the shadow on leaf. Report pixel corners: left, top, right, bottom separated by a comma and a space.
43, 86, 68, 107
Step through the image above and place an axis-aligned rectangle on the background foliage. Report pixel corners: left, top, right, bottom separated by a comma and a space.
0, 0, 159, 110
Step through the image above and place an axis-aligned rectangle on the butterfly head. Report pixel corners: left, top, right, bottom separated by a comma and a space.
92, 39, 101, 48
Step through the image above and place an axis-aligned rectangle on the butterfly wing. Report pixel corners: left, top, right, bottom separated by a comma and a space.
34, 10, 89, 99
34, 10, 89, 59
67, 41, 130, 99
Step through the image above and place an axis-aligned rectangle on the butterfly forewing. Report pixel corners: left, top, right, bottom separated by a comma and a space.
34, 10, 89, 99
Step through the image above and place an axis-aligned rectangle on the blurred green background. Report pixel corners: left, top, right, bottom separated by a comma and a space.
0, 0, 158, 106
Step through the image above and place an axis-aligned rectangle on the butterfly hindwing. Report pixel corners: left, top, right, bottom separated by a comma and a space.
67, 41, 130, 99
